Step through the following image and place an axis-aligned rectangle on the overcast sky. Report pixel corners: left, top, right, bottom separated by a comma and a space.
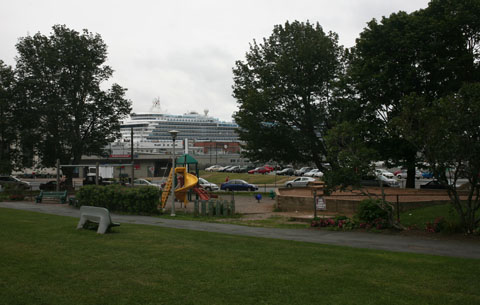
0, 0, 430, 121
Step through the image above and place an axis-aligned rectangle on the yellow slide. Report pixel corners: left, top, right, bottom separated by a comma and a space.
174, 167, 198, 204
160, 167, 198, 208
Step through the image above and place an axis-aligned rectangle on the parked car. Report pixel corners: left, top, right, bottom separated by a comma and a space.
234, 165, 255, 173
422, 172, 434, 179
0, 176, 30, 190
374, 169, 395, 179
294, 167, 313, 176
39, 180, 63, 191
263, 165, 275, 172
361, 175, 399, 188
133, 179, 162, 189
218, 165, 233, 172
220, 179, 258, 191
83, 175, 110, 186
304, 169, 324, 178
420, 180, 447, 189
393, 169, 422, 179
248, 167, 271, 174
205, 165, 223, 172
277, 168, 294, 176
224, 166, 240, 173
284, 177, 316, 188
198, 177, 219, 191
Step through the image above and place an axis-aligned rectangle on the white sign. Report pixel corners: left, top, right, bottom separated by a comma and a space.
316, 197, 326, 210
148, 166, 155, 174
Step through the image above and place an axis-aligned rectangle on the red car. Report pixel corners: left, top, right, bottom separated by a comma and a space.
248, 167, 271, 174
263, 165, 275, 172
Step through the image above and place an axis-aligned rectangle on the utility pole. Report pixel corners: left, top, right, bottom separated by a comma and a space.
169, 130, 179, 217
131, 127, 134, 187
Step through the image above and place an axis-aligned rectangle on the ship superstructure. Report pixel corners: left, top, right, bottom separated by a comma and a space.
113, 110, 240, 155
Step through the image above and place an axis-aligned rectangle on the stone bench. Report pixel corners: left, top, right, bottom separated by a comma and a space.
76, 206, 120, 234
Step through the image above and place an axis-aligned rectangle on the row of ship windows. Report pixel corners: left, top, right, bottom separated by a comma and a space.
147, 137, 237, 141
121, 128, 236, 133
149, 122, 237, 128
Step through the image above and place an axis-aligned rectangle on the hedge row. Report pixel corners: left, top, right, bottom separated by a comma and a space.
76, 185, 160, 214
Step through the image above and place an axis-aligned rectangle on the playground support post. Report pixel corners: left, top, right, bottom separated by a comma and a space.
169, 130, 179, 216
131, 127, 135, 187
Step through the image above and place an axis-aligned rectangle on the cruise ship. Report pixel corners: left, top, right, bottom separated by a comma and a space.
112, 109, 240, 155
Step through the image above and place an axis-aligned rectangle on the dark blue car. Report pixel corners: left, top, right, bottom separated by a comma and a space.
220, 179, 258, 191
422, 172, 434, 179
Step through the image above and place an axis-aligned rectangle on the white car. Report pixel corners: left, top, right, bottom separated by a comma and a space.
284, 177, 316, 188
205, 165, 223, 172
378, 175, 400, 187
304, 169, 324, 178
133, 179, 162, 189
395, 169, 422, 180
198, 177, 219, 191
374, 169, 394, 179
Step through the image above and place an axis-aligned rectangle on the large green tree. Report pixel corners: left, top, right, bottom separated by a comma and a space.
232, 21, 345, 170
349, 0, 480, 188
0, 60, 17, 174
15, 25, 131, 181
397, 84, 480, 233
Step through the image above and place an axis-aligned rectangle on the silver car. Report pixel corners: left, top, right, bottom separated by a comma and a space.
198, 177, 219, 191
284, 177, 316, 188
133, 179, 162, 189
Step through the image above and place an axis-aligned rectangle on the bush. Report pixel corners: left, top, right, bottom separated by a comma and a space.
425, 217, 452, 233
77, 185, 160, 214
357, 199, 390, 223
3, 184, 26, 201
311, 216, 355, 230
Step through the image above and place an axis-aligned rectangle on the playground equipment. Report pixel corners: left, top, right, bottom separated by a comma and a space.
160, 167, 211, 209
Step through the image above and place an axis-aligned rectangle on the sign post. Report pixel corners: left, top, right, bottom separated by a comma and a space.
312, 182, 326, 220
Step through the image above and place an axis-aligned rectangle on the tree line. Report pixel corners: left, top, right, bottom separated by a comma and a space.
232, 0, 480, 233
0, 25, 132, 184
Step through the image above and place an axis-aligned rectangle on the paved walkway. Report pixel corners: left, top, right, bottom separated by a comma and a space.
1, 201, 479, 259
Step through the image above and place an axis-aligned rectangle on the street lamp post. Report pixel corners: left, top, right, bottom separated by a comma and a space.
169, 130, 179, 217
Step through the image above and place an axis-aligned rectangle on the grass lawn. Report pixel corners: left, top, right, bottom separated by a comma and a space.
1, 208, 479, 305
199, 170, 292, 185
400, 204, 458, 227
399, 203, 480, 232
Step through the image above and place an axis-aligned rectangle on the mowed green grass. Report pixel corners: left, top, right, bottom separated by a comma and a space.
399, 203, 480, 231
199, 170, 292, 185
1, 208, 479, 305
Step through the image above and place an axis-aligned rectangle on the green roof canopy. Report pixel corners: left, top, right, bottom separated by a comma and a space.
176, 154, 198, 165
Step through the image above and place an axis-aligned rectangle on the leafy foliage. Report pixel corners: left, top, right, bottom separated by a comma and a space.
357, 198, 391, 225
396, 83, 480, 233
324, 121, 379, 189
76, 185, 160, 214
14, 25, 131, 177
232, 21, 345, 170
2, 183, 27, 201
348, 0, 480, 188
0, 61, 17, 174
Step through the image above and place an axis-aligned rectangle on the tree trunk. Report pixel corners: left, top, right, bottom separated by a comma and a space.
405, 153, 416, 189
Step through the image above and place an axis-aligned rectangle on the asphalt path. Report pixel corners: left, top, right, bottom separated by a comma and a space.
1, 201, 479, 259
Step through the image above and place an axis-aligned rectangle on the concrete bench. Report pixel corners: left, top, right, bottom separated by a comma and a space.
76, 206, 120, 234
36, 190, 68, 204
